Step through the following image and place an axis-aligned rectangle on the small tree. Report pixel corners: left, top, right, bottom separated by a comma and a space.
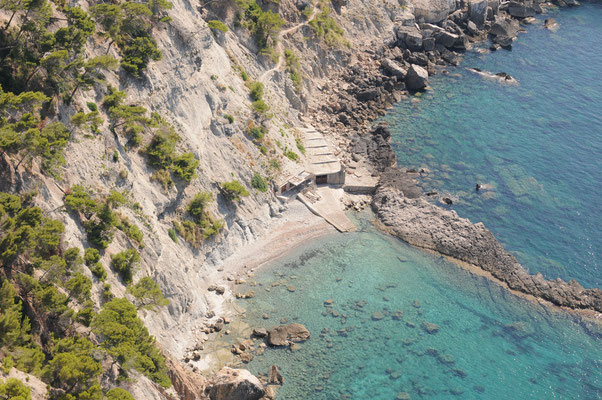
0, 378, 31, 400
65, 273, 92, 303
221, 180, 250, 202
110, 249, 140, 284
106, 388, 135, 400
251, 173, 268, 192
127, 277, 169, 310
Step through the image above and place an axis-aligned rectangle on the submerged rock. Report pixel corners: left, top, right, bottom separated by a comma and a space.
268, 365, 284, 385
267, 323, 310, 346
422, 322, 441, 334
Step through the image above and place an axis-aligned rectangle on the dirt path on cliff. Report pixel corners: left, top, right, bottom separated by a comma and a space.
258, 7, 318, 82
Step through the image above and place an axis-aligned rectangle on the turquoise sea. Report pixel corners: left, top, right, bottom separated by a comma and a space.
385, 5, 602, 288
236, 5, 602, 399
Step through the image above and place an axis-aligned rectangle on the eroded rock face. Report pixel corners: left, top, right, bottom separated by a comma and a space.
413, 0, 456, 23
207, 368, 265, 400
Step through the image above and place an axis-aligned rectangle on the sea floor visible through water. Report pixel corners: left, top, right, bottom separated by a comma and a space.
233, 5, 602, 400
384, 4, 602, 288
235, 216, 601, 399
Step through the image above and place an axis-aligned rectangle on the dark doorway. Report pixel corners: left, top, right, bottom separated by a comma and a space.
316, 175, 327, 184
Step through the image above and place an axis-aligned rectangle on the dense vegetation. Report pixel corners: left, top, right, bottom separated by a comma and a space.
235, 0, 284, 51
0, 192, 169, 396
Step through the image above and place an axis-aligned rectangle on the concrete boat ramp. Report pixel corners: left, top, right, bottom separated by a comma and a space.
297, 187, 357, 233
275, 125, 367, 233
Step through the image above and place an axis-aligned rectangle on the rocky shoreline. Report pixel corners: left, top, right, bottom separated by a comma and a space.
307, 1, 602, 315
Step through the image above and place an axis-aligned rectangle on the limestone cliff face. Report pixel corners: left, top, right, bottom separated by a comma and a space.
19, 0, 431, 397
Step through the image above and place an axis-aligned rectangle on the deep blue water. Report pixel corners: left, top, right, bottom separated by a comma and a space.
235, 5, 602, 399
384, 5, 602, 287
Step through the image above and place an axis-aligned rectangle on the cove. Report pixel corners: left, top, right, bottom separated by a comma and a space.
236, 220, 601, 399
233, 5, 602, 399
383, 4, 602, 288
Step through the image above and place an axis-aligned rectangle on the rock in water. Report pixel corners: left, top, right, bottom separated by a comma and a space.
268, 365, 284, 385
406, 65, 429, 91
286, 323, 311, 342
208, 367, 265, 400
544, 18, 559, 31
267, 323, 310, 346
422, 322, 441, 334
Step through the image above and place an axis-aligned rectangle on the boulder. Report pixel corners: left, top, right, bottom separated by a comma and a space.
267, 323, 310, 346
405, 64, 429, 91
396, 26, 423, 51
268, 365, 284, 385
413, 0, 456, 23
544, 18, 559, 31
252, 328, 267, 338
490, 17, 519, 38
467, 20, 479, 35
488, 0, 500, 15
422, 37, 436, 51
357, 88, 380, 101
381, 59, 407, 79
208, 367, 265, 400
493, 35, 513, 48
434, 31, 459, 48
394, 8, 417, 26
507, 2, 535, 18
468, 0, 488, 27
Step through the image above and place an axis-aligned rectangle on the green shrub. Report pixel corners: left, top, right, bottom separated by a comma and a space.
252, 99, 268, 114
65, 185, 98, 216
247, 81, 264, 101
285, 150, 299, 161
221, 181, 250, 202
208, 20, 229, 33
235, 0, 284, 49
251, 173, 268, 192
171, 152, 199, 182
0, 378, 31, 400
127, 277, 169, 310
308, 2, 346, 47
121, 36, 162, 76
270, 159, 280, 170
43, 336, 102, 398
173, 193, 224, 246
248, 125, 266, 141
92, 298, 170, 388
241, 71, 249, 81
167, 228, 178, 243
223, 114, 234, 124
285, 49, 303, 92
295, 137, 306, 154
86, 102, 98, 112
110, 249, 140, 284
106, 388, 135, 400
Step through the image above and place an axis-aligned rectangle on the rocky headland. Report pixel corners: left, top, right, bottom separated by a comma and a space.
303, 0, 602, 317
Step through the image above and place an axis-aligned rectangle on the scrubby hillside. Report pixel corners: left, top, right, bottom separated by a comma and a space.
0, 0, 413, 398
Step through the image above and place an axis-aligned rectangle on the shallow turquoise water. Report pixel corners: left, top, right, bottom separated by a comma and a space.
383, 5, 602, 288
237, 6, 602, 399
238, 223, 601, 399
